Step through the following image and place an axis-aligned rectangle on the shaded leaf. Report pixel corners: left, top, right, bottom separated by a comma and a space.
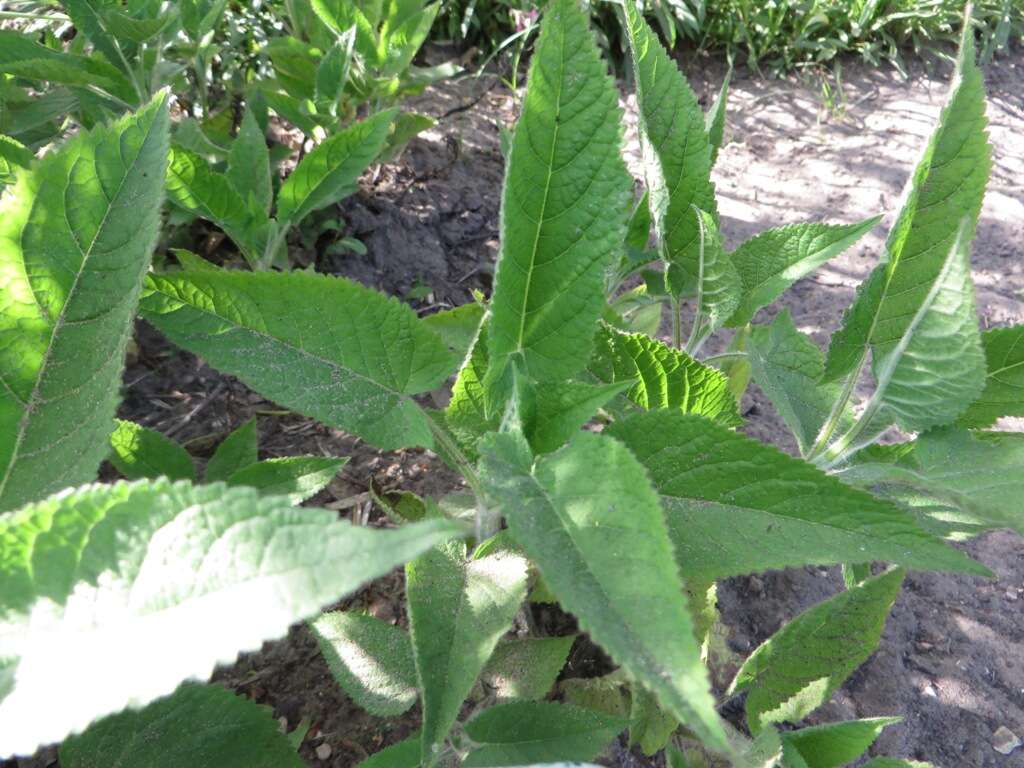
227, 110, 272, 216
958, 324, 1024, 427
108, 419, 196, 482
140, 271, 458, 451
227, 456, 347, 504
205, 419, 258, 482
781, 717, 901, 768
482, 636, 575, 702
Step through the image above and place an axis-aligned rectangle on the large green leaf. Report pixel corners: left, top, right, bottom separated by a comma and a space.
462, 701, 627, 767
605, 412, 986, 582
276, 109, 395, 228
478, 430, 729, 753
407, 540, 528, 765
0, 479, 460, 756
0, 31, 132, 100
691, 208, 741, 337
357, 735, 422, 768
140, 271, 458, 450
108, 419, 196, 482
747, 310, 852, 455
589, 325, 740, 426
726, 217, 879, 327
838, 427, 1024, 538
59, 683, 304, 767
824, 26, 991, 391
227, 110, 273, 216
731, 568, 905, 733
0, 94, 169, 512
621, 0, 715, 297
868, 221, 985, 432
958, 325, 1024, 427
485, 0, 630, 388
165, 145, 266, 265
310, 611, 418, 716
781, 717, 901, 768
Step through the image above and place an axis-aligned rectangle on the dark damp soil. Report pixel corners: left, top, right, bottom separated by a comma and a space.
10, 50, 1024, 768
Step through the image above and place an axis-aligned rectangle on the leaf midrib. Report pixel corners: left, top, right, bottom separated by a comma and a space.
0, 118, 159, 501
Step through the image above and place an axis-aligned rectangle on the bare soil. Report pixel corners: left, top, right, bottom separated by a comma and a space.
12, 50, 1024, 768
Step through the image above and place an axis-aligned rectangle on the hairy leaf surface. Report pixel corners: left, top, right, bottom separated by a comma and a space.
407, 540, 528, 765
59, 683, 303, 768
228, 110, 273, 215
747, 311, 852, 455
481, 636, 575, 702
479, 430, 729, 752
140, 271, 457, 450
311, 611, 417, 716
727, 217, 879, 327
622, 0, 716, 296
606, 412, 985, 581
276, 110, 395, 227
781, 717, 901, 768
589, 326, 739, 426
693, 208, 741, 334
0, 95, 169, 512
731, 568, 905, 733
462, 701, 627, 767
838, 428, 1024, 538
824, 28, 991, 391
486, 0, 630, 387
958, 325, 1024, 427
0, 479, 459, 756
108, 420, 196, 482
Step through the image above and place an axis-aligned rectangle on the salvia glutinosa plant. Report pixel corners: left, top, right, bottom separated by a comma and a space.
0, 1, 1014, 766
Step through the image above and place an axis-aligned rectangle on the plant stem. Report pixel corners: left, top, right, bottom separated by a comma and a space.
670, 295, 682, 349
703, 351, 748, 364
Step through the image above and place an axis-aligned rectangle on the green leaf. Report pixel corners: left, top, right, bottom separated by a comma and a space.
228, 110, 273, 216
316, 28, 357, 106
227, 456, 347, 504
0, 135, 33, 192
276, 109, 395, 228
781, 717, 901, 768
621, 0, 715, 297
630, 685, 678, 756
357, 735, 422, 768
705, 68, 730, 167
441, 322, 495, 459
560, 674, 630, 720
310, 611, 417, 716
747, 310, 852, 455
692, 208, 741, 336
525, 379, 632, 454
61, 0, 131, 77
958, 325, 1024, 427
166, 145, 267, 266
731, 568, 905, 733
422, 302, 485, 359
104, 10, 176, 43
140, 271, 458, 451
0, 94, 169, 513
838, 428, 1024, 538
589, 325, 741, 426
824, 26, 991, 390
204, 418, 258, 482
726, 217, 879, 327
59, 683, 303, 767
462, 701, 627, 768
108, 419, 196, 482
406, 540, 528, 765
868, 221, 985, 433
0, 479, 460, 756
379, 3, 440, 79
485, 0, 630, 389
481, 636, 575, 702
0, 31, 132, 100
479, 430, 729, 753
379, 112, 436, 164
605, 412, 986, 582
